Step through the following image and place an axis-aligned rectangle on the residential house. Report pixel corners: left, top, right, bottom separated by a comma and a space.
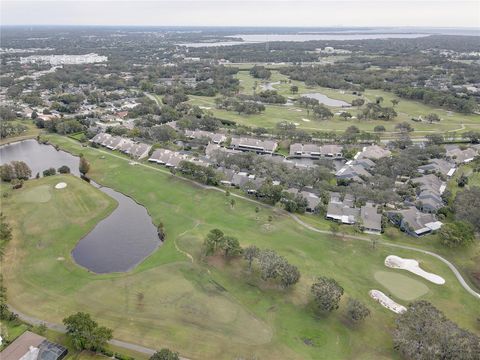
289, 143, 343, 159
230, 137, 278, 154
356, 145, 391, 160
411, 174, 446, 213
335, 158, 374, 183
326, 193, 360, 224
285, 188, 322, 213
185, 130, 226, 144
389, 206, 443, 237
0, 331, 68, 360
418, 158, 456, 177
360, 202, 382, 234
445, 146, 478, 164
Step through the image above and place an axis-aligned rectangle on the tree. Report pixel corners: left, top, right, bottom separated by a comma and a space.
457, 174, 468, 187
63, 312, 113, 351
230, 198, 236, 209
339, 111, 352, 121
11, 161, 31, 180
351, 98, 365, 108
329, 222, 340, 237
311, 276, 344, 312
426, 133, 444, 145
375, 96, 384, 105
243, 245, 259, 270
58, 165, 71, 174
393, 301, 480, 360
453, 187, 480, 231
31, 110, 38, 120
42, 168, 56, 177
438, 221, 475, 248
374, 125, 386, 132
425, 113, 440, 123
0, 164, 15, 182
290, 85, 299, 94
346, 298, 370, 323
313, 104, 334, 120
203, 229, 225, 256
395, 122, 413, 133
79, 156, 90, 175
223, 235, 242, 257
391, 99, 400, 107
150, 349, 179, 360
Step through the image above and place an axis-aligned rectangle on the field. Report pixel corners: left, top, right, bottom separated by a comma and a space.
187, 70, 480, 137
2, 134, 479, 360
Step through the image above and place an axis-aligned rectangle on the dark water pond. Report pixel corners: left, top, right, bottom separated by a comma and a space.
303, 93, 351, 107
0, 139, 160, 274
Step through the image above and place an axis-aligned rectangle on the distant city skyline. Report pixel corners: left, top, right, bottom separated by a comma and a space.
2, 1, 479, 28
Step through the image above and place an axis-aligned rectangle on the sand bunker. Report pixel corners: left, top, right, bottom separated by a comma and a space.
54, 182, 67, 189
302, 118, 311, 122
199, 106, 212, 110
385, 255, 445, 285
369, 290, 407, 314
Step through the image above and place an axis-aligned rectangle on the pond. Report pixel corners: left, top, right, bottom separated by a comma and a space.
0, 139, 161, 274
303, 93, 351, 107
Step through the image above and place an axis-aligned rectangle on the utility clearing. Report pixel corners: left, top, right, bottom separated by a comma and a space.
385, 255, 445, 285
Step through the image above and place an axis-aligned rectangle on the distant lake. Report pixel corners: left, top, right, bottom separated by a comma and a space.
177, 33, 429, 47
303, 93, 351, 107
0, 139, 160, 274
229, 33, 429, 42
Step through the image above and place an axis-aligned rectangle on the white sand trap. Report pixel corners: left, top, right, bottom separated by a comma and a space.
199, 106, 212, 110
294, 122, 300, 126
302, 118, 311, 122
369, 290, 407, 314
385, 255, 445, 285
57, 257, 65, 261
55, 182, 67, 189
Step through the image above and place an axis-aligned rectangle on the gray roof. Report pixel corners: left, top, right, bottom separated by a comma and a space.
289, 143, 343, 157
185, 130, 226, 143
393, 206, 442, 235
231, 137, 278, 153
418, 158, 456, 176
326, 192, 360, 224
357, 145, 391, 160
360, 203, 382, 232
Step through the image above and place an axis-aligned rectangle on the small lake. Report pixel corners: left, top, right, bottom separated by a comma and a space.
303, 93, 351, 107
0, 140, 160, 274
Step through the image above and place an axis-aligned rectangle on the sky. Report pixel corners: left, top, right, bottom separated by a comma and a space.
1, 0, 479, 28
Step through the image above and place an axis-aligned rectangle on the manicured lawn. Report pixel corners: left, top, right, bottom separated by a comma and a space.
188, 70, 480, 137
374, 271, 430, 301
2, 135, 479, 360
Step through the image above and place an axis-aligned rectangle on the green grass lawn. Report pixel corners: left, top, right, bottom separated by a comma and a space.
2, 135, 479, 360
189, 70, 480, 136
374, 271, 430, 301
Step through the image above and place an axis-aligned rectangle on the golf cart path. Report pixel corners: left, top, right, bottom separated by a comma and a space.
70, 137, 480, 300
8, 306, 190, 359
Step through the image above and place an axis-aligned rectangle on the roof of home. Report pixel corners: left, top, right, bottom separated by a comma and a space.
185, 130, 226, 143
445, 146, 478, 164
326, 192, 360, 224
393, 206, 442, 235
356, 145, 391, 160
418, 158, 456, 176
360, 202, 382, 231
231, 137, 278, 152
412, 174, 446, 194
289, 143, 343, 157
1, 331, 68, 360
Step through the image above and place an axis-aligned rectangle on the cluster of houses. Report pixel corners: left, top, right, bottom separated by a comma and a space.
88, 128, 479, 237
0, 331, 68, 360
90, 133, 151, 159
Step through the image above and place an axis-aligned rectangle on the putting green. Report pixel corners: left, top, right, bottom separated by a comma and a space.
17, 185, 52, 203
374, 271, 429, 301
